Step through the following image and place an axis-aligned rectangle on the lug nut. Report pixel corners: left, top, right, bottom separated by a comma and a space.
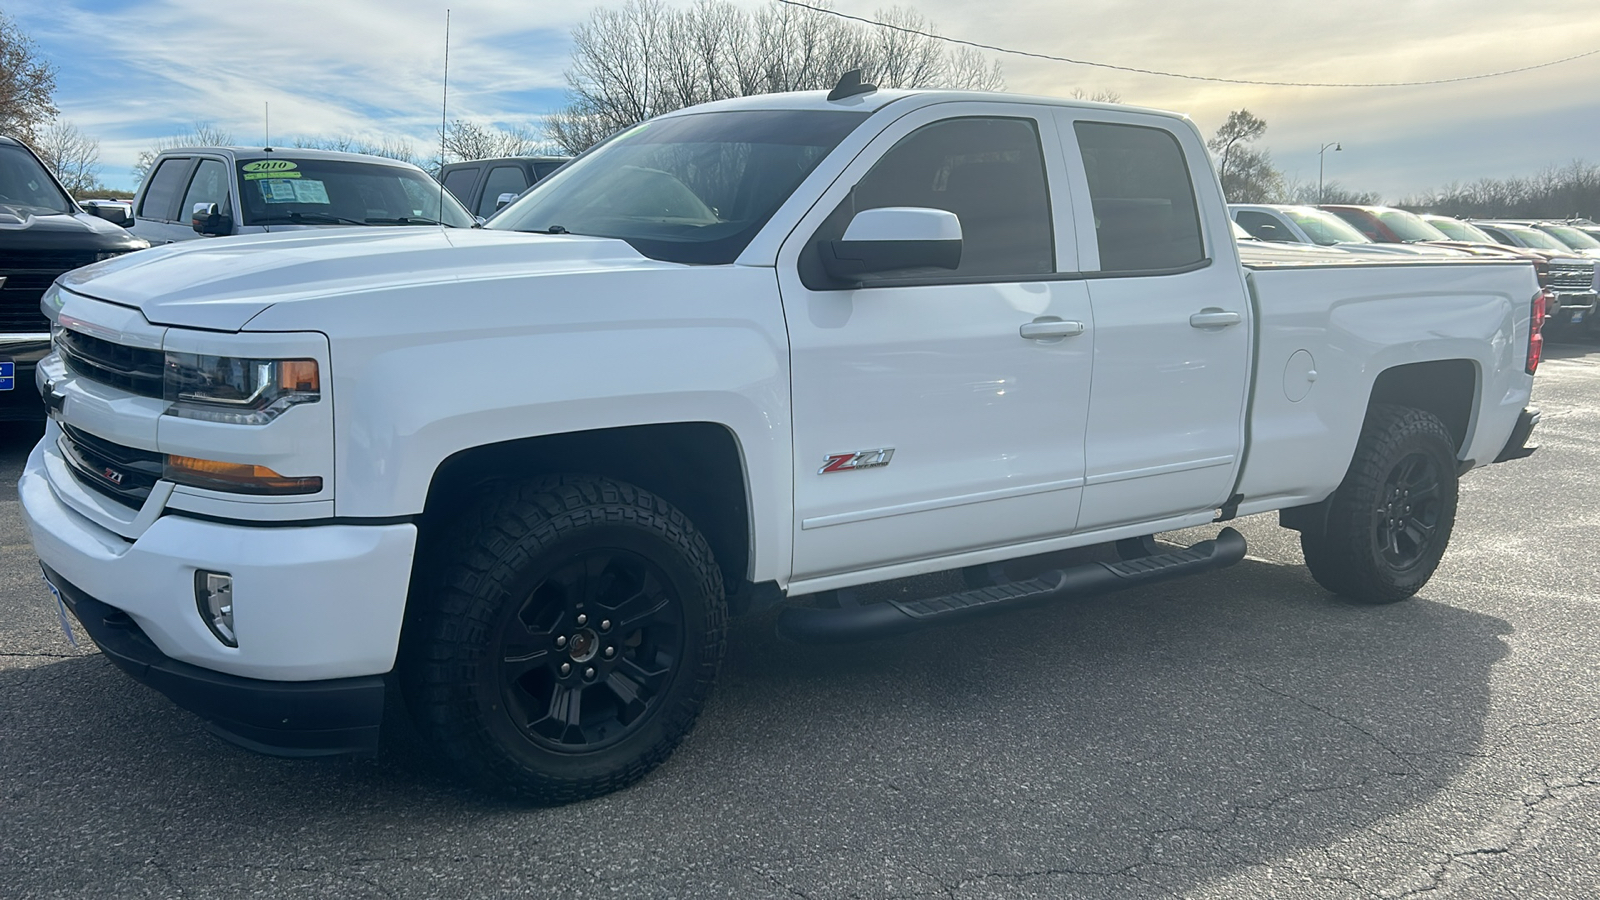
583, 667, 596, 680
603, 646, 616, 659
600, 619, 611, 632
560, 663, 571, 676
576, 613, 588, 626
555, 636, 567, 648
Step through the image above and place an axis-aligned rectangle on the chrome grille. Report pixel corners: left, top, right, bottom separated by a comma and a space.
57, 329, 165, 399
1548, 262, 1595, 291
57, 424, 164, 510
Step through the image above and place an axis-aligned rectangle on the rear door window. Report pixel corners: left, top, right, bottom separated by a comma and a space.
441, 167, 479, 206
478, 165, 530, 217
1074, 122, 1205, 272
139, 158, 192, 221
1234, 210, 1292, 242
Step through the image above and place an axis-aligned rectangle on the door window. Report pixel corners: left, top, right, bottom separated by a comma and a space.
1074, 122, 1205, 272
802, 116, 1054, 287
179, 159, 231, 220
138, 158, 191, 220
478, 165, 529, 217
441, 167, 479, 206
1234, 210, 1293, 242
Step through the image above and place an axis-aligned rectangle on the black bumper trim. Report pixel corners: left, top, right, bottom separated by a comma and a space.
1494, 406, 1540, 463
44, 565, 385, 757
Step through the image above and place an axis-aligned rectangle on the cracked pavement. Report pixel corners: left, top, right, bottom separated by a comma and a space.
3, 339, 1599, 899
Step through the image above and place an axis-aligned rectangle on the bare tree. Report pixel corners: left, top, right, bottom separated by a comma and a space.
132, 122, 235, 183
1069, 88, 1122, 103
0, 12, 58, 145
548, 0, 1004, 154
292, 134, 424, 168
1206, 110, 1284, 203
34, 119, 102, 194
438, 121, 555, 165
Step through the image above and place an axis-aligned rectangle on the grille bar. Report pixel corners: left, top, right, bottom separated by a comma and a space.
57, 424, 163, 510
57, 329, 166, 399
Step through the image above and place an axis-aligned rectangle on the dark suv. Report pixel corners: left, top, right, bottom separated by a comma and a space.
438, 156, 569, 220
1, 136, 148, 421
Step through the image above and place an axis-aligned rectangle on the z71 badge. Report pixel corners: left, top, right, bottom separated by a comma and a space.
819, 448, 895, 474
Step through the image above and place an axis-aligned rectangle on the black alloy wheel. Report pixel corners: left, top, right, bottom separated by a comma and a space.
403, 476, 726, 804
1300, 404, 1459, 603
485, 548, 683, 754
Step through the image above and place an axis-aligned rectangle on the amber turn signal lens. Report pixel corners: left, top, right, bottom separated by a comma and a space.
165, 455, 323, 495
277, 360, 319, 393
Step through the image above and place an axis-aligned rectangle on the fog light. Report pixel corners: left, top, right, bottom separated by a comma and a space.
195, 571, 236, 647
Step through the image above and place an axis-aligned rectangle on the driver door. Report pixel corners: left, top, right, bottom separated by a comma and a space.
777, 103, 1096, 583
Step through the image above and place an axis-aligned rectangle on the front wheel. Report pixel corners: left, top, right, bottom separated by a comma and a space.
1300, 405, 1459, 603
402, 476, 727, 803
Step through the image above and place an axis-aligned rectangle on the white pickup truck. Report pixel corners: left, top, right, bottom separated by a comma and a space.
20, 81, 1543, 803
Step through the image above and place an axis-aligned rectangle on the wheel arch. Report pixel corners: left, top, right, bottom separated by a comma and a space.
1366, 358, 1479, 455
411, 422, 755, 610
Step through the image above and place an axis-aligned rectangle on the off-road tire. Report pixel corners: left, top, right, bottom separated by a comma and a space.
1300, 404, 1459, 603
402, 476, 726, 804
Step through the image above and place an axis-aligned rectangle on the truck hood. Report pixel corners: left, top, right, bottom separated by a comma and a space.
58, 227, 674, 331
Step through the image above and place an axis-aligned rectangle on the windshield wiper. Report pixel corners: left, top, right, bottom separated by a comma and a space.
366, 215, 453, 227
256, 211, 370, 226
523, 225, 570, 235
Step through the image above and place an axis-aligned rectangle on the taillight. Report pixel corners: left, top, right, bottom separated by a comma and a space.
1526, 289, 1546, 375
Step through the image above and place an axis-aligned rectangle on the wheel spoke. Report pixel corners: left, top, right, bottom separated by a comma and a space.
604, 671, 649, 723
1402, 517, 1436, 548
501, 647, 550, 683
580, 553, 614, 604
618, 653, 671, 693
611, 576, 671, 631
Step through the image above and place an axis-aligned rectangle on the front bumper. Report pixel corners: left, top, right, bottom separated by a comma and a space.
1549, 290, 1597, 326
45, 567, 385, 756
19, 437, 417, 682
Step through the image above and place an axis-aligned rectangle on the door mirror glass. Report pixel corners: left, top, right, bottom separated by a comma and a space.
822, 207, 963, 281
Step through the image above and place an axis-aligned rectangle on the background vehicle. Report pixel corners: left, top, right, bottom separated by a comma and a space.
129, 147, 475, 245
23, 86, 1542, 804
1422, 214, 1597, 329
1229, 204, 1458, 257
438, 156, 570, 220
0, 135, 148, 421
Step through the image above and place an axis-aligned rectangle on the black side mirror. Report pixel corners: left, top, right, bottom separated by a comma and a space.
821, 207, 963, 283
191, 202, 233, 237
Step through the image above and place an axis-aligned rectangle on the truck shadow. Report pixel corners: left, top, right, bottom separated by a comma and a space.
0, 555, 1508, 896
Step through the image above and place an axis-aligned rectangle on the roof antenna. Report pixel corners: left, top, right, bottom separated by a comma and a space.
263, 101, 272, 153
827, 69, 876, 102
438, 9, 451, 223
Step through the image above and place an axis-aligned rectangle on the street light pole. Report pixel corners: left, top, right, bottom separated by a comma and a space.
1318, 142, 1341, 204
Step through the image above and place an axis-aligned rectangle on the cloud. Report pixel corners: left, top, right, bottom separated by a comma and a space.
10, 0, 1600, 197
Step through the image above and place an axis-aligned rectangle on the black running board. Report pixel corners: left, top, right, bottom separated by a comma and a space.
775, 527, 1248, 644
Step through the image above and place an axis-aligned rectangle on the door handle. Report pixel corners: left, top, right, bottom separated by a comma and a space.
1019, 319, 1086, 340
1189, 308, 1242, 328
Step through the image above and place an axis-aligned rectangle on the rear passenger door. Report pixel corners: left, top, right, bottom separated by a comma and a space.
1056, 112, 1251, 531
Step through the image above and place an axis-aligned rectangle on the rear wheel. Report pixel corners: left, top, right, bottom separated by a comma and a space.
1300, 405, 1459, 603
402, 476, 726, 803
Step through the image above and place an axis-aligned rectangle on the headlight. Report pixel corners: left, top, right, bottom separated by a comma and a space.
164, 353, 320, 426
40, 282, 63, 324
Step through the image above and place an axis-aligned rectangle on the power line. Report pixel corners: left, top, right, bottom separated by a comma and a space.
774, 0, 1600, 88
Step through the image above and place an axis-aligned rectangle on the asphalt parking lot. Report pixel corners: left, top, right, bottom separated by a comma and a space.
3, 340, 1598, 899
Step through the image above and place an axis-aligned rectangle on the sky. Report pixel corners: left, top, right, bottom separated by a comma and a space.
7, 0, 1600, 199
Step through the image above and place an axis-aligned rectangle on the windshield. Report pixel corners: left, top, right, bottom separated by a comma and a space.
1539, 224, 1600, 249
489, 109, 870, 264
1373, 209, 1449, 242
1282, 207, 1371, 245
1493, 224, 1567, 251
235, 157, 473, 227
1425, 217, 1496, 243
0, 144, 74, 215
